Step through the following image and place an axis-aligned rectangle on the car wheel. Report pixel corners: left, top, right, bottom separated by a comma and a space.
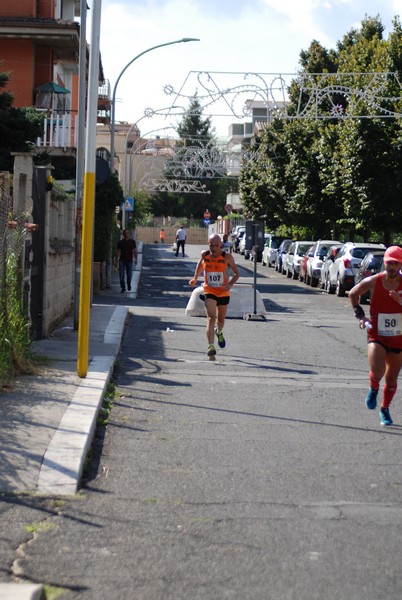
310, 276, 318, 288
336, 278, 345, 297
286, 267, 292, 278
292, 270, 298, 280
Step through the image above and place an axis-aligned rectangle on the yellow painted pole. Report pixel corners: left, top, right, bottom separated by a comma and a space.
77, 0, 102, 377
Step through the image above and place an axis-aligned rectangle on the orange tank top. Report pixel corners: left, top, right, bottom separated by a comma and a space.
202, 251, 230, 297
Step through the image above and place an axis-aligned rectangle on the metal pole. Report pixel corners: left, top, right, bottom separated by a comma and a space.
77, 0, 102, 378
73, 0, 87, 330
109, 38, 200, 174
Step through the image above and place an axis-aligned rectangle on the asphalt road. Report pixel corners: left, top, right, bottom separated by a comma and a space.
2, 244, 402, 600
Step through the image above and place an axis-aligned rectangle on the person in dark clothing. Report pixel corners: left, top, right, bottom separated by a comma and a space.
175, 225, 186, 257
116, 229, 138, 292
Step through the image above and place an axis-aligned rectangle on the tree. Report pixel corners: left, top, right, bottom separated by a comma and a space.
240, 14, 402, 242
153, 95, 233, 220
0, 70, 43, 171
93, 173, 124, 263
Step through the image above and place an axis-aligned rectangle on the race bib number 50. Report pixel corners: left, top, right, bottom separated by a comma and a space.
378, 313, 402, 336
206, 271, 224, 287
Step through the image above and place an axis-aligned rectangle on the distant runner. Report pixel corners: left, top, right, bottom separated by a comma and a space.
189, 233, 240, 360
349, 245, 402, 426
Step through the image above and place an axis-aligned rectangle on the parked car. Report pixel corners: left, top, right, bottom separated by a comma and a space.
238, 231, 248, 256
319, 244, 343, 290
299, 244, 315, 282
354, 250, 386, 303
261, 235, 285, 267
250, 233, 270, 262
285, 241, 314, 279
274, 239, 293, 272
305, 240, 341, 287
233, 227, 245, 253
327, 242, 386, 296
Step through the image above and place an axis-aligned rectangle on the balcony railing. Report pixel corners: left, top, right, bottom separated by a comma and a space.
36, 110, 78, 149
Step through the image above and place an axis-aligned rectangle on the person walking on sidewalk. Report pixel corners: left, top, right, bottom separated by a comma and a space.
175, 225, 186, 257
349, 245, 402, 426
116, 228, 138, 293
159, 228, 165, 243
189, 233, 240, 360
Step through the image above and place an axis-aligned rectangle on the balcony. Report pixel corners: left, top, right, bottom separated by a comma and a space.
36, 110, 78, 150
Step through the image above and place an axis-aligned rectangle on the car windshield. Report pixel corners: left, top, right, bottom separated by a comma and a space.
370, 254, 385, 267
298, 243, 312, 255
351, 247, 379, 259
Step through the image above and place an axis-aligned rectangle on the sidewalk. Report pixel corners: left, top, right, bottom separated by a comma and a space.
0, 249, 143, 599
0, 250, 143, 496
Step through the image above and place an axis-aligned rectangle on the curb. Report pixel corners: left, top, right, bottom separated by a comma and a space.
36, 306, 128, 496
0, 583, 44, 600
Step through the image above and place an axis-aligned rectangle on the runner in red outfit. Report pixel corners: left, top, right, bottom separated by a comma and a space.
349, 245, 402, 425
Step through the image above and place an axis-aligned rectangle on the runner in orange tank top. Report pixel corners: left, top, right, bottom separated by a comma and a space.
349, 245, 402, 426
189, 233, 240, 360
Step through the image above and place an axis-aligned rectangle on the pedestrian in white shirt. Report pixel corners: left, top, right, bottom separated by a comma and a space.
175, 225, 186, 257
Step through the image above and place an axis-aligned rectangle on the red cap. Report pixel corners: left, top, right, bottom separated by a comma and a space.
384, 245, 402, 263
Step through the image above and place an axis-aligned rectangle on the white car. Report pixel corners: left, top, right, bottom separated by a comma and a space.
261, 235, 286, 267
305, 239, 341, 287
327, 242, 386, 296
285, 241, 314, 279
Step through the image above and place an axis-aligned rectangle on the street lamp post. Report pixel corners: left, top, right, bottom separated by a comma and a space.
109, 37, 200, 173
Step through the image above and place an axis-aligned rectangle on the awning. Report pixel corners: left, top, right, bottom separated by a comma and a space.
35, 82, 70, 94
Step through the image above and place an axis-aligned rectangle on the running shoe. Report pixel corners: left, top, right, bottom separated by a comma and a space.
380, 407, 393, 426
215, 327, 226, 348
365, 387, 378, 410
207, 344, 216, 360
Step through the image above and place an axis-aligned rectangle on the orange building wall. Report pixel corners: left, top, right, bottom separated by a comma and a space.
0, 40, 35, 106
0, 1, 37, 17
34, 46, 54, 89
38, 0, 55, 18
0, 0, 54, 18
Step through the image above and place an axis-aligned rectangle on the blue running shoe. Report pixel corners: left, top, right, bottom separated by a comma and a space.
215, 327, 226, 348
365, 387, 378, 410
380, 407, 393, 426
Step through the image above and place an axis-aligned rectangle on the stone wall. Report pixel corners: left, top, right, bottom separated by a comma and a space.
13, 155, 75, 338
43, 248, 74, 336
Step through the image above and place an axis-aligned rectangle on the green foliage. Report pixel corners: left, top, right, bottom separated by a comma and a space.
152, 95, 231, 220
0, 249, 36, 388
0, 71, 43, 171
240, 14, 402, 243
93, 173, 124, 262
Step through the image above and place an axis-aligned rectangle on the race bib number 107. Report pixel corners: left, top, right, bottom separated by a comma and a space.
378, 313, 402, 336
206, 272, 224, 287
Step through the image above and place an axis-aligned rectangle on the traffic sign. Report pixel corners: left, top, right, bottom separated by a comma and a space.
204, 209, 211, 219
120, 197, 134, 212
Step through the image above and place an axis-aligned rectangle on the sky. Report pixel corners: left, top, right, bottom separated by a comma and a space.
86, 0, 402, 138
